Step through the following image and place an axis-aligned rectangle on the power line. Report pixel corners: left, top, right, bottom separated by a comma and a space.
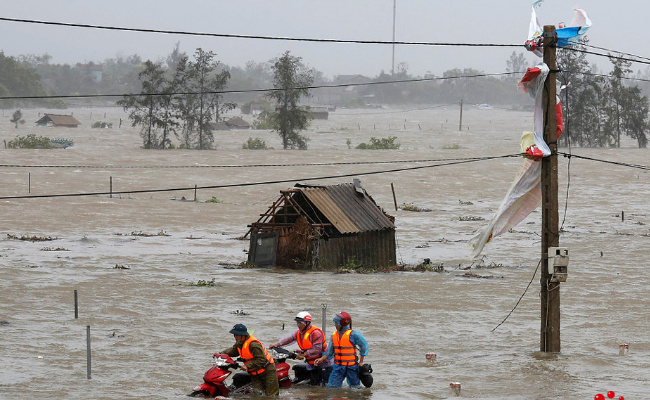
557, 152, 650, 171
562, 46, 650, 67
0, 155, 514, 169
0, 154, 520, 200
583, 43, 650, 63
0, 16, 522, 48
0, 72, 519, 101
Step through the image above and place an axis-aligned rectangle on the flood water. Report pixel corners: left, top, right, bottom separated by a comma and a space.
1, 105, 648, 399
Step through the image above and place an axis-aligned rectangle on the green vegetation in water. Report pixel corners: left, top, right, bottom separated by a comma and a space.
400, 203, 432, 212
91, 121, 113, 128
442, 143, 463, 149
114, 230, 171, 237
459, 216, 485, 221
242, 137, 270, 150
459, 199, 474, 205
7, 134, 53, 149
7, 234, 56, 242
40, 247, 69, 251
412, 260, 445, 272
205, 196, 224, 203
187, 278, 217, 287
356, 136, 400, 150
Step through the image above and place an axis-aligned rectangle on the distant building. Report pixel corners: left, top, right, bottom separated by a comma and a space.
247, 180, 396, 270
75, 63, 103, 82
208, 121, 230, 131
225, 116, 251, 129
308, 106, 329, 120
35, 114, 81, 128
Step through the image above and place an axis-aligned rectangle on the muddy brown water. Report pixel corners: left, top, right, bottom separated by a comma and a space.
1, 106, 648, 399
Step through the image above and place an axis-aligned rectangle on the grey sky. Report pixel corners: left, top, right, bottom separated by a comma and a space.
0, 1, 644, 78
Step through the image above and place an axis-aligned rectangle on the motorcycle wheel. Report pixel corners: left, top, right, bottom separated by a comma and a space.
188, 390, 208, 397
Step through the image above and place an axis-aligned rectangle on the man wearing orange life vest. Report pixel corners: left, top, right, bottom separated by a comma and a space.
220, 323, 279, 396
314, 311, 369, 389
270, 311, 333, 386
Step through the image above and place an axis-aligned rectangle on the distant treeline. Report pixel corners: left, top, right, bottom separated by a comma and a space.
3, 44, 536, 109
2, 42, 649, 147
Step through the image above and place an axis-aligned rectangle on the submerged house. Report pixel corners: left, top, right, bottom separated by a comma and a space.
35, 114, 81, 128
225, 116, 251, 129
247, 180, 396, 270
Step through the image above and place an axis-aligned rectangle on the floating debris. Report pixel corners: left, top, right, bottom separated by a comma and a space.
7, 234, 56, 242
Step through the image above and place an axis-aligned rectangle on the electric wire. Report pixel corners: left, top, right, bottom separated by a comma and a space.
582, 43, 650, 63
562, 46, 650, 67
0, 155, 518, 169
557, 152, 650, 171
0, 154, 520, 200
0, 16, 522, 48
491, 258, 541, 332
0, 72, 520, 101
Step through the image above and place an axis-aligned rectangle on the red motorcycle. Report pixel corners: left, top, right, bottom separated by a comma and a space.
189, 347, 310, 397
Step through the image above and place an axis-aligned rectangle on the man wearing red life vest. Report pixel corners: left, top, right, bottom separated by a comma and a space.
314, 311, 369, 388
220, 323, 279, 396
270, 311, 333, 386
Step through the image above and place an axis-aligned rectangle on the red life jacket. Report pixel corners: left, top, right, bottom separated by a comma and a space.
238, 335, 274, 376
296, 325, 328, 365
332, 329, 357, 366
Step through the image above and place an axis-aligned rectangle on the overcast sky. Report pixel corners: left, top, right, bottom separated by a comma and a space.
1, 1, 646, 78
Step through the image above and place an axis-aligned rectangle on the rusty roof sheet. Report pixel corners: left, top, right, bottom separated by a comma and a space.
300, 183, 394, 234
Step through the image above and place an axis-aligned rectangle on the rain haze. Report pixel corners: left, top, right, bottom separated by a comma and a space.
1, 1, 649, 400
1, 0, 648, 77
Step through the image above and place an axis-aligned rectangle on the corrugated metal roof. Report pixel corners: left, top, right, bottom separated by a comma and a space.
300, 183, 394, 234
36, 114, 81, 126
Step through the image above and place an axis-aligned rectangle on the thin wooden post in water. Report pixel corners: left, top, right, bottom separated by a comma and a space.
194, 185, 197, 202
74, 290, 78, 319
86, 325, 92, 379
540, 25, 561, 353
28, 172, 31, 193
321, 304, 327, 335
391, 183, 398, 211
459, 99, 463, 131
110, 177, 113, 198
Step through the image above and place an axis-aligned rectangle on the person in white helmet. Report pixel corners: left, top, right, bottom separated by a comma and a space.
270, 311, 333, 386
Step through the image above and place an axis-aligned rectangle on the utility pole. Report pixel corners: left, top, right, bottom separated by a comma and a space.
391, 0, 396, 75
540, 25, 561, 353
458, 99, 463, 131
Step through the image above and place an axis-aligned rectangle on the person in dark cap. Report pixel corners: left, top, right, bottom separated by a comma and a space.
220, 323, 279, 396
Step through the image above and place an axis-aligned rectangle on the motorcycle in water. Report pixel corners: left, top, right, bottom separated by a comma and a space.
189, 347, 310, 397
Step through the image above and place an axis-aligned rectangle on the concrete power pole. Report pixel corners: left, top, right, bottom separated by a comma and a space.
540, 25, 561, 353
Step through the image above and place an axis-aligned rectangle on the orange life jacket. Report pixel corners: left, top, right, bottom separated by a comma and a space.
296, 325, 328, 365
238, 335, 274, 376
332, 329, 357, 366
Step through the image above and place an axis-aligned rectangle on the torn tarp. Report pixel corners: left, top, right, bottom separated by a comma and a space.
526, 3, 591, 55
518, 63, 551, 157
470, 155, 541, 259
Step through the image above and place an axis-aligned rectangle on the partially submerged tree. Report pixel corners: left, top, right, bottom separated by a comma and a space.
119, 47, 233, 150
117, 60, 167, 149
174, 48, 234, 149
10, 109, 24, 128
265, 51, 313, 150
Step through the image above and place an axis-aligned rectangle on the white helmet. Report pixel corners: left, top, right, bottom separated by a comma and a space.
294, 311, 312, 322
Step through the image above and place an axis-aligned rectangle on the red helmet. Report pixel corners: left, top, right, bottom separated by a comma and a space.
334, 311, 351, 327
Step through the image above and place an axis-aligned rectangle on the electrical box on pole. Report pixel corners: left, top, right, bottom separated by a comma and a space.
547, 247, 569, 283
